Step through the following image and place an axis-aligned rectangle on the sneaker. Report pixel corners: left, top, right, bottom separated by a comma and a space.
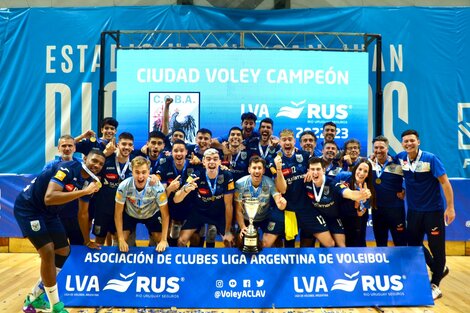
51, 302, 69, 313
442, 265, 450, 279
431, 283, 442, 300
23, 293, 50, 313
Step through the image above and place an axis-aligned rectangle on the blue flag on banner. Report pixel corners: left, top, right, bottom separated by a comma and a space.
58, 246, 433, 308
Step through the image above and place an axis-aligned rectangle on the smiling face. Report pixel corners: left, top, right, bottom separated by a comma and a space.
147, 137, 165, 159
118, 138, 134, 158
101, 124, 117, 141
354, 162, 370, 184
259, 122, 273, 143
373, 140, 389, 163
402, 134, 420, 157
228, 129, 243, 148
242, 119, 256, 138
345, 142, 360, 161
248, 161, 265, 186
203, 151, 221, 172
196, 132, 211, 151
322, 142, 337, 162
323, 125, 336, 142
172, 143, 187, 167
279, 131, 296, 157
300, 134, 316, 155
308, 162, 325, 186
132, 164, 150, 190
58, 138, 76, 161
84, 152, 105, 175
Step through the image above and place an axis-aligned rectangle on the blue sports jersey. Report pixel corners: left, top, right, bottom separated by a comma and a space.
221, 149, 253, 182
245, 138, 280, 160
15, 160, 93, 214
43, 156, 83, 218
325, 160, 343, 179
396, 150, 446, 212
155, 156, 204, 220
370, 158, 404, 208
76, 138, 108, 155
267, 150, 310, 212
305, 177, 342, 218
235, 175, 280, 222
190, 168, 235, 217
335, 172, 371, 217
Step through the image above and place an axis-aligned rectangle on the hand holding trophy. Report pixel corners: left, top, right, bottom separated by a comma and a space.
241, 198, 261, 254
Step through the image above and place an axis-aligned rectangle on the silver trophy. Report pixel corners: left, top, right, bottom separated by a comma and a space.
241, 198, 261, 254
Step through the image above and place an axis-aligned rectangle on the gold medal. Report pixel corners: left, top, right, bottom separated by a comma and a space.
375, 178, 381, 185
96, 181, 102, 188
90, 136, 96, 142
211, 196, 215, 201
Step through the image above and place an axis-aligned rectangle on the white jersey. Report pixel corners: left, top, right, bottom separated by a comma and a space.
235, 175, 279, 222
115, 177, 167, 219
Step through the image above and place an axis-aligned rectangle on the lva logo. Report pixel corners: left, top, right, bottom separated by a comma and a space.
293, 272, 404, 293
65, 272, 181, 293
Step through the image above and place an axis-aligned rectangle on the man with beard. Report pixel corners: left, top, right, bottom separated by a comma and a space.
267, 129, 310, 247
314, 121, 337, 157
240, 112, 259, 144
115, 156, 170, 253
17, 150, 105, 313
397, 129, 455, 300
299, 130, 317, 158
43, 135, 83, 246
370, 136, 407, 247
91, 132, 134, 246
174, 148, 235, 248
74, 117, 119, 156
247, 118, 279, 160
322, 141, 342, 179
235, 156, 287, 248
155, 140, 204, 246
138, 130, 167, 170
188, 128, 218, 163
222, 127, 252, 182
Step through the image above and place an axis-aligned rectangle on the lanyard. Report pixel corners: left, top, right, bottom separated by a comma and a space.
205, 169, 219, 196
407, 149, 423, 173
173, 159, 188, 177
258, 142, 270, 159
374, 158, 389, 179
247, 179, 262, 198
312, 175, 326, 202
230, 150, 241, 168
115, 156, 130, 180
133, 178, 149, 207
81, 162, 101, 187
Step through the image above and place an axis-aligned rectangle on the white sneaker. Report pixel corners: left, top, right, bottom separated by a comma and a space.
431, 283, 442, 300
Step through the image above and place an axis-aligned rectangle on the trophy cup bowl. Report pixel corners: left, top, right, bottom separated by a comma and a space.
241, 198, 261, 254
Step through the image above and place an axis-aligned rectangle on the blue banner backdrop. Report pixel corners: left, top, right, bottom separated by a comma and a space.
57, 246, 433, 308
1, 6, 470, 177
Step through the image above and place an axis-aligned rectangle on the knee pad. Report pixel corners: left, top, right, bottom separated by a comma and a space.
55, 253, 69, 269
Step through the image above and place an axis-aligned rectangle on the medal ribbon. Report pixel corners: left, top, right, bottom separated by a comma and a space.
81, 162, 101, 184
374, 158, 389, 179
258, 142, 270, 159
407, 149, 423, 173
230, 150, 241, 168
205, 168, 219, 197
312, 175, 326, 202
133, 178, 149, 208
115, 156, 130, 180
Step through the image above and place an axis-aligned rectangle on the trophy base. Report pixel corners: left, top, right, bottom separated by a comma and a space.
241, 233, 261, 254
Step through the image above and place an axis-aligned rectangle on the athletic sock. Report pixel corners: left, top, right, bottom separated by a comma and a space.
44, 284, 60, 306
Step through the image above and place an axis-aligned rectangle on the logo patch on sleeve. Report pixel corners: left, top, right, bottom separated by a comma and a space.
54, 170, 67, 181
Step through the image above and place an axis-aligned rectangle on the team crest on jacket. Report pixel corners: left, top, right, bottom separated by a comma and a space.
159, 158, 166, 164
217, 174, 224, 184
296, 154, 303, 163
187, 167, 194, 175
30, 220, 41, 232
323, 186, 330, 196
267, 222, 275, 231
241, 151, 247, 160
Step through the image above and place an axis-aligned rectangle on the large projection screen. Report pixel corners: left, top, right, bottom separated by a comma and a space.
117, 49, 368, 152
